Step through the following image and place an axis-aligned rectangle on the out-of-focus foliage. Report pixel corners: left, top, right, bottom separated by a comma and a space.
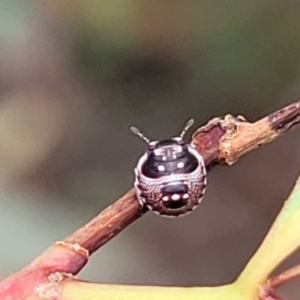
0, 1, 299, 299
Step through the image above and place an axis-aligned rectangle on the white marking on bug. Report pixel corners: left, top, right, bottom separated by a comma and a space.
162, 196, 169, 201
183, 193, 189, 199
158, 165, 165, 171
177, 162, 184, 168
171, 194, 180, 201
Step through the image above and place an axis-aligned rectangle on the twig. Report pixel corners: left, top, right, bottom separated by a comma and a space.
259, 264, 300, 300
192, 100, 300, 166
259, 288, 284, 300
269, 264, 300, 288
64, 188, 145, 254
0, 100, 299, 300
64, 101, 300, 261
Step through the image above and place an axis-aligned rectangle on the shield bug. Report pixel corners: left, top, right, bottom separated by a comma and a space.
130, 119, 207, 217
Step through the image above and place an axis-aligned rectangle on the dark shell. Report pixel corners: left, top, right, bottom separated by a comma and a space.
161, 184, 188, 195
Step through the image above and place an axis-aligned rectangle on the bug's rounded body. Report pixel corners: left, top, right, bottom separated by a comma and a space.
133, 136, 207, 217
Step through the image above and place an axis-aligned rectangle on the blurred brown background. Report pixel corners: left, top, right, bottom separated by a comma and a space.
0, 1, 300, 299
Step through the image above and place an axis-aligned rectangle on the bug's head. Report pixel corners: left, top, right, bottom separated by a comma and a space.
131, 119, 199, 179
130, 118, 194, 150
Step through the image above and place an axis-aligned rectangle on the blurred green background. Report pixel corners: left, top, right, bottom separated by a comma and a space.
0, 1, 300, 298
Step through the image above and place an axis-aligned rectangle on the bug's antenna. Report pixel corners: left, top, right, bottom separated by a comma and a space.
179, 118, 194, 139
130, 126, 151, 145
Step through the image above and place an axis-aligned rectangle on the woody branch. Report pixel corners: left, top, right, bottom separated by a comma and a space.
64, 101, 300, 258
